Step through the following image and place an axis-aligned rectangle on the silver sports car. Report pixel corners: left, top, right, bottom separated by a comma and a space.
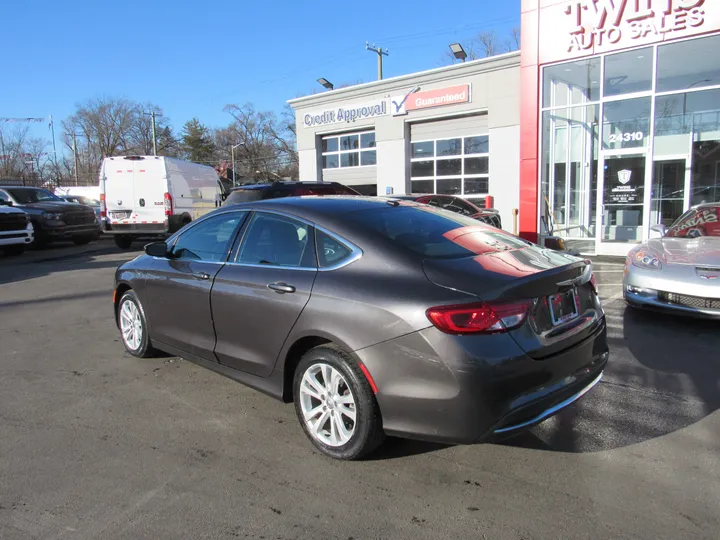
623, 202, 720, 318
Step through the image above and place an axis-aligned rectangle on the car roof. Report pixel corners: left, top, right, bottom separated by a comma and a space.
226, 195, 417, 217
231, 181, 345, 191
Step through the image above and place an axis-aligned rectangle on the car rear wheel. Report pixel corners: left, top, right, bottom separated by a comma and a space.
118, 290, 157, 358
114, 235, 133, 250
293, 345, 385, 460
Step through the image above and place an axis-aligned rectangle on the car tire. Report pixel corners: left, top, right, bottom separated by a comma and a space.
72, 235, 94, 246
114, 235, 133, 250
293, 344, 385, 460
2, 245, 25, 256
117, 290, 157, 358
32, 224, 48, 249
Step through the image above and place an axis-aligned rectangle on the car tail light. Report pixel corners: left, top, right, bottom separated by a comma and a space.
426, 300, 532, 334
164, 192, 173, 216
100, 193, 107, 218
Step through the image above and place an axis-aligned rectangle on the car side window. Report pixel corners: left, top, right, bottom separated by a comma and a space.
237, 213, 314, 268
316, 230, 353, 268
0, 190, 10, 203
172, 212, 246, 262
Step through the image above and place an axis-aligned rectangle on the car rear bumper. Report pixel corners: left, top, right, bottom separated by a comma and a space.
104, 222, 168, 235
355, 321, 609, 444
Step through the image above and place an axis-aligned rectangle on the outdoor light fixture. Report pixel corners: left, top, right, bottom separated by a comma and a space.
317, 78, 334, 90
449, 43, 467, 62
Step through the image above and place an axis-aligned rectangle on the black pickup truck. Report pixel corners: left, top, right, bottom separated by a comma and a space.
0, 186, 101, 247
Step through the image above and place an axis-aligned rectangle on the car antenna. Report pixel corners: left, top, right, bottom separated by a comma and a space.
386, 199, 400, 207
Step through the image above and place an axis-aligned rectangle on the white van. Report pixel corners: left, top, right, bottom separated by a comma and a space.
100, 156, 225, 249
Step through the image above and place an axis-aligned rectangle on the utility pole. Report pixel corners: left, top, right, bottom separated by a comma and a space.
366, 42, 389, 80
70, 132, 79, 186
144, 111, 158, 155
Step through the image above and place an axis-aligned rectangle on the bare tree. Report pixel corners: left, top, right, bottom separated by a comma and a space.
220, 103, 294, 181
127, 105, 178, 156
0, 126, 51, 185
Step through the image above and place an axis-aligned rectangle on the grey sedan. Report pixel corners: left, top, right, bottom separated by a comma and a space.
623, 203, 720, 318
113, 196, 608, 460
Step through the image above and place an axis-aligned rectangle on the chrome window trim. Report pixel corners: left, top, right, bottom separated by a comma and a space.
224, 261, 317, 272
314, 225, 363, 272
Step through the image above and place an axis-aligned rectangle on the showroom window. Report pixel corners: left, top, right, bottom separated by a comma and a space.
321, 130, 376, 169
540, 32, 720, 255
410, 135, 489, 195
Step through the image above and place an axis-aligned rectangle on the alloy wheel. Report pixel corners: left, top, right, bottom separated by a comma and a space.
119, 299, 143, 351
299, 363, 357, 447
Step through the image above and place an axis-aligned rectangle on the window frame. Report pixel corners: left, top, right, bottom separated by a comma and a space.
231, 210, 317, 270
320, 129, 377, 170
410, 134, 490, 196
168, 210, 249, 263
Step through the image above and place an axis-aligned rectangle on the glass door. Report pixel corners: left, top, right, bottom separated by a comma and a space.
651, 158, 687, 230
597, 152, 647, 255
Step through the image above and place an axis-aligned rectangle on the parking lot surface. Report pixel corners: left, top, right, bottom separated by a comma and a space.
0, 247, 718, 540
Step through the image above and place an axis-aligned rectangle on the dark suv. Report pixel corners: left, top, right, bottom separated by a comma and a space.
0, 186, 101, 247
223, 181, 360, 206
392, 194, 502, 229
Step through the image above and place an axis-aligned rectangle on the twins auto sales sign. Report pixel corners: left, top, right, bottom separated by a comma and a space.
538, 0, 720, 64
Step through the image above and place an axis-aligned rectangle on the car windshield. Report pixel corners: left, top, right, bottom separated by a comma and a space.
348, 204, 530, 259
7, 188, 62, 204
666, 205, 720, 238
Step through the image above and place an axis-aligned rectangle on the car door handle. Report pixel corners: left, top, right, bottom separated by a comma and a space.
267, 282, 296, 294
192, 272, 210, 280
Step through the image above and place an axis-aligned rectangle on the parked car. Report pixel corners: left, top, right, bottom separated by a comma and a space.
0, 199, 34, 255
624, 202, 720, 318
0, 186, 100, 247
60, 195, 103, 222
222, 181, 360, 205
100, 155, 226, 250
113, 196, 608, 460
390, 194, 502, 228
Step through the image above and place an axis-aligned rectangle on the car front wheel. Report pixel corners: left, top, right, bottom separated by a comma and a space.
118, 290, 156, 358
293, 345, 385, 460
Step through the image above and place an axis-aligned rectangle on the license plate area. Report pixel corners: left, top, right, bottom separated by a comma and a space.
549, 289, 579, 326
110, 211, 131, 220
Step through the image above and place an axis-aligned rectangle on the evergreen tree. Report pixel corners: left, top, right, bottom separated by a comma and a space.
181, 118, 215, 163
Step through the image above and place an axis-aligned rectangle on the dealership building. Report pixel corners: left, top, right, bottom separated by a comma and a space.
288, 0, 720, 255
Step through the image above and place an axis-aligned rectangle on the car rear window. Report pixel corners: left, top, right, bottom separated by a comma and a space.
348, 205, 529, 259
291, 185, 360, 196
225, 189, 266, 204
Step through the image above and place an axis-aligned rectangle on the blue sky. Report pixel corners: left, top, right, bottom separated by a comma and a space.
1, 0, 519, 153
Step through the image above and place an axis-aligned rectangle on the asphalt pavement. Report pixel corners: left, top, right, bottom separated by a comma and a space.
0, 245, 718, 540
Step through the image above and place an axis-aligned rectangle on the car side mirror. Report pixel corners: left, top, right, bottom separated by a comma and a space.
650, 224, 666, 236
145, 241, 169, 258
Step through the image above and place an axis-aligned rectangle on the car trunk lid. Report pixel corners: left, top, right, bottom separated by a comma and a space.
423, 246, 603, 359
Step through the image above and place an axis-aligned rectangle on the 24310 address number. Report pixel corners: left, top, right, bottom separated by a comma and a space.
609, 132, 644, 143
